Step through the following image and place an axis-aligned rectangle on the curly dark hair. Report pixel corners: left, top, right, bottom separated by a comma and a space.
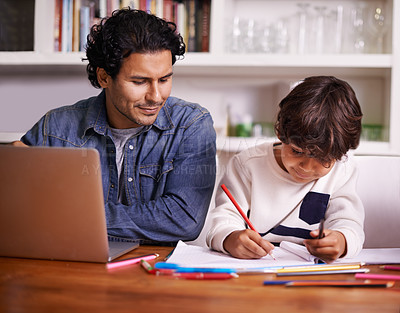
84, 8, 186, 88
274, 76, 363, 164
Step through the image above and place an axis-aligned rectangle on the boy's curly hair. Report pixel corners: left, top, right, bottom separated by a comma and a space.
275, 76, 363, 164
84, 8, 186, 88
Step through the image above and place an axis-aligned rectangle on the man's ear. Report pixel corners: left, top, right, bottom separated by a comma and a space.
97, 68, 110, 88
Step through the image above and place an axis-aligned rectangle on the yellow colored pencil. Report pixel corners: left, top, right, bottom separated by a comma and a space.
277, 263, 362, 274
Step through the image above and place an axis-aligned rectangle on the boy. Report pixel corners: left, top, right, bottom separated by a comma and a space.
206, 76, 364, 262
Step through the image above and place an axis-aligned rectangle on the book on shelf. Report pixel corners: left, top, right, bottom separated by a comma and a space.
0, 0, 35, 51
54, 0, 62, 51
53, 0, 211, 52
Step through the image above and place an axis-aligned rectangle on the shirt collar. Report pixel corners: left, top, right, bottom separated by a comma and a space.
152, 98, 174, 130
81, 90, 108, 138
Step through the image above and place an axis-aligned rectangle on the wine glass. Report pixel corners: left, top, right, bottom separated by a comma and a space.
367, 3, 390, 53
313, 6, 327, 54
350, 3, 367, 54
296, 3, 311, 54
228, 17, 242, 53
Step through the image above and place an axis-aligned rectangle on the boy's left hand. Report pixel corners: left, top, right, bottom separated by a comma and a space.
303, 229, 347, 263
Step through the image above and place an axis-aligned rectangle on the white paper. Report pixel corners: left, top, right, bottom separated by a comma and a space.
167, 241, 314, 269
166, 241, 400, 269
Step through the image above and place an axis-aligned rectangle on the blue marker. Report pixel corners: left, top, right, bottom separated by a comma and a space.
154, 262, 236, 273
263, 281, 291, 285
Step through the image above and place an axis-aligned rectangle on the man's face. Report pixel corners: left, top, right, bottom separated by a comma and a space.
99, 50, 173, 129
278, 143, 335, 184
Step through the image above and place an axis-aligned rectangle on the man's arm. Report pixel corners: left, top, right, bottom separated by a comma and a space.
105, 115, 217, 243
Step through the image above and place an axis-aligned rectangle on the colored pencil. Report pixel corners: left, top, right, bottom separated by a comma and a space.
221, 184, 276, 260
277, 263, 362, 274
106, 253, 159, 270
318, 218, 325, 239
277, 268, 370, 276
173, 272, 239, 280
263, 280, 394, 287
355, 273, 400, 281
381, 265, 400, 271
221, 184, 257, 231
140, 259, 158, 274
285, 280, 394, 288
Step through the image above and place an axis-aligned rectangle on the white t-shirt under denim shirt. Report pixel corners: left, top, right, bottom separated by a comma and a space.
109, 126, 145, 204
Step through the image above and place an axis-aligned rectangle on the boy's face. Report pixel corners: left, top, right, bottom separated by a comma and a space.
99, 50, 173, 129
277, 143, 335, 183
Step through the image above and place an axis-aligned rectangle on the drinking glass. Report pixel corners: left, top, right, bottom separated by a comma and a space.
296, 3, 311, 54
313, 6, 327, 54
367, 2, 390, 53
350, 3, 367, 53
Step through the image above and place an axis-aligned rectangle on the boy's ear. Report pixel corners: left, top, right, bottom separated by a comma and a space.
97, 68, 110, 88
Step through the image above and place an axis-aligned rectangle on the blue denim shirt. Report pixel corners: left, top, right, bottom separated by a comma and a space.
22, 90, 216, 245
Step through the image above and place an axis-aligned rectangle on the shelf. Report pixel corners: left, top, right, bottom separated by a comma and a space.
0, 52, 87, 65
216, 136, 397, 156
0, 52, 392, 78
175, 53, 392, 77
0, 51, 392, 66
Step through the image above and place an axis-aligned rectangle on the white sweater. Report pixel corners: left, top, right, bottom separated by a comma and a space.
206, 142, 365, 258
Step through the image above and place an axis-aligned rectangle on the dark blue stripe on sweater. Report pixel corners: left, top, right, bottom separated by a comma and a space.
269, 225, 313, 239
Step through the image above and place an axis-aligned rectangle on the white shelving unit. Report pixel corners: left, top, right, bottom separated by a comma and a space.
1, 0, 399, 156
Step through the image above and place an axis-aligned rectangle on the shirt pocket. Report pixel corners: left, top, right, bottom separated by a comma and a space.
299, 191, 330, 225
139, 161, 174, 200
139, 161, 174, 182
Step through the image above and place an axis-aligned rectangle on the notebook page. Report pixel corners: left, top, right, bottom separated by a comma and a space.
166, 241, 314, 269
279, 241, 318, 263
167, 241, 400, 269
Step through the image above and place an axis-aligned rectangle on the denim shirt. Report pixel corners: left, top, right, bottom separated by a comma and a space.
22, 90, 217, 245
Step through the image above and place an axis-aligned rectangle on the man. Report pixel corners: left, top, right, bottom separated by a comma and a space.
16, 9, 216, 245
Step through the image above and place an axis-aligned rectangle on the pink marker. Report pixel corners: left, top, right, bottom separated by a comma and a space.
355, 273, 400, 281
381, 265, 400, 271
106, 253, 159, 270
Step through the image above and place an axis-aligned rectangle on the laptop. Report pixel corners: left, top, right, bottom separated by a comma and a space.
0, 145, 138, 263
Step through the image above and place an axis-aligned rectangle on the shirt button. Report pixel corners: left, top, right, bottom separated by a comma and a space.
128, 177, 133, 182
129, 145, 134, 150
111, 184, 115, 188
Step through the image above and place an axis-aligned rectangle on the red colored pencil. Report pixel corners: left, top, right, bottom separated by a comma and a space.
221, 184, 276, 260
173, 272, 238, 280
221, 184, 257, 231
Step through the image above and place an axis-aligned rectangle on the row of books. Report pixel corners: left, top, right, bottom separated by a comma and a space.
54, 0, 211, 52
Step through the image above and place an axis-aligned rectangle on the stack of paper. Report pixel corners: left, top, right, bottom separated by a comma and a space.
166, 241, 400, 270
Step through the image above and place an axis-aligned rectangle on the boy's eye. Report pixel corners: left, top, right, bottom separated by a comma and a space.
133, 80, 145, 85
291, 148, 303, 155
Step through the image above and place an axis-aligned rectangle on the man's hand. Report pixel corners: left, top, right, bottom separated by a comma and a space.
9, 141, 28, 147
223, 229, 275, 259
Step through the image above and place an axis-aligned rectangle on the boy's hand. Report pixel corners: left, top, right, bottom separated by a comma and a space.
223, 229, 275, 259
304, 229, 347, 263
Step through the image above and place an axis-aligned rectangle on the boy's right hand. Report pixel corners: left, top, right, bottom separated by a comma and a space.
223, 229, 275, 259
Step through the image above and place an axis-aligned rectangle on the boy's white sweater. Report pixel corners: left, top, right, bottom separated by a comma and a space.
206, 142, 365, 258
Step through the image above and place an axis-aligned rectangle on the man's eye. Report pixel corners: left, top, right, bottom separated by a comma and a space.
292, 148, 303, 155
133, 80, 145, 85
